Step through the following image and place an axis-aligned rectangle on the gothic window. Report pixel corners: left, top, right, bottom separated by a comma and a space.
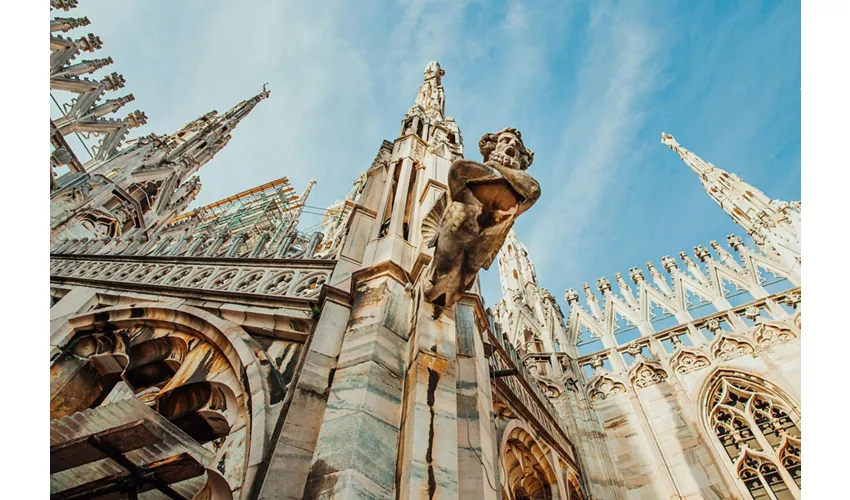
649, 301, 678, 332
448, 133, 456, 145
705, 373, 801, 499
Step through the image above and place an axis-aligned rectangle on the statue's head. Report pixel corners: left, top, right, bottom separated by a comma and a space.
479, 128, 534, 171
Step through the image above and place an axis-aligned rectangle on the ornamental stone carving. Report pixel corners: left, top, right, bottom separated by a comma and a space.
422, 127, 540, 311
670, 347, 711, 375
711, 333, 756, 361
587, 373, 626, 401
630, 359, 667, 388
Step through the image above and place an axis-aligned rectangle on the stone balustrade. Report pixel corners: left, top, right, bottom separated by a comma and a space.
52, 229, 328, 261
50, 252, 335, 305
488, 324, 577, 462
576, 288, 801, 378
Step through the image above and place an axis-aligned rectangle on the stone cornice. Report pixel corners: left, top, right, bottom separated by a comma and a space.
418, 178, 448, 203
350, 259, 411, 295
318, 283, 353, 308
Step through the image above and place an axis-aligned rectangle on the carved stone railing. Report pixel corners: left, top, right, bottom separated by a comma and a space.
488, 321, 577, 463
575, 287, 802, 377
50, 251, 336, 305
52, 229, 328, 262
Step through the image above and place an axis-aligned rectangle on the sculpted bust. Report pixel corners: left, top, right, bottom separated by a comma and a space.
422, 128, 540, 311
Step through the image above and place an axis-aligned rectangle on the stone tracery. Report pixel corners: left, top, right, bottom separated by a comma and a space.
703, 371, 801, 499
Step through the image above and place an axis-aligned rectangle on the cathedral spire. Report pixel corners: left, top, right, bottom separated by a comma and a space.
412, 61, 446, 119
222, 83, 271, 123
662, 132, 800, 270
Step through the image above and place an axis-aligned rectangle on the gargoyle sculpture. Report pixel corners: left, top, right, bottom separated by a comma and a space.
421, 127, 540, 311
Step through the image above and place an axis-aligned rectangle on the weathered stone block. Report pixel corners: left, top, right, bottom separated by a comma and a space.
308, 411, 401, 494
323, 361, 403, 428
336, 324, 406, 378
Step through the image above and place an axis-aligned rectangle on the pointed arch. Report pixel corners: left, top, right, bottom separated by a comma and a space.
50, 303, 270, 497
699, 369, 801, 499
499, 422, 559, 500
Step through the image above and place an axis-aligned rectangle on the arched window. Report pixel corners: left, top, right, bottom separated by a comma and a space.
704, 372, 801, 499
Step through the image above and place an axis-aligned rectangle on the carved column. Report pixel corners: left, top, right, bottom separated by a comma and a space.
388, 157, 414, 239
256, 289, 353, 500
454, 299, 499, 499
396, 293, 459, 499
305, 269, 412, 498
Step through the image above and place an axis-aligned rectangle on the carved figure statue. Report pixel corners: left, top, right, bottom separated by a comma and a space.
421, 128, 540, 311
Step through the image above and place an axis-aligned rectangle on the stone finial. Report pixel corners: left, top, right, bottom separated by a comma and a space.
679, 251, 696, 267
51, 0, 79, 11
589, 355, 604, 372
661, 255, 678, 273
126, 110, 148, 128
790, 200, 801, 211
629, 267, 645, 284
564, 288, 579, 305
784, 293, 801, 306
116, 94, 135, 106
646, 261, 661, 278
704, 318, 722, 333
77, 33, 103, 52
102, 72, 126, 91
597, 277, 612, 294
625, 343, 645, 361
744, 306, 761, 320
694, 245, 710, 262
84, 57, 113, 71
727, 234, 745, 251
583, 283, 596, 302
615, 272, 629, 290
53, 16, 91, 32
661, 132, 680, 150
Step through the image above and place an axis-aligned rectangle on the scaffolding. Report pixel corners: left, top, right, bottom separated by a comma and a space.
170, 177, 316, 254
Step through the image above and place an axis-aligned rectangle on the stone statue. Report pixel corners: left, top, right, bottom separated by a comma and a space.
421, 127, 540, 311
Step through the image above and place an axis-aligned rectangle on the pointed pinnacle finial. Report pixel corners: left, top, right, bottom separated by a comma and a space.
661, 132, 679, 150
258, 83, 271, 100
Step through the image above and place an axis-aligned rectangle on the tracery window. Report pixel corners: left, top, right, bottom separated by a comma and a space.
706, 374, 801, 499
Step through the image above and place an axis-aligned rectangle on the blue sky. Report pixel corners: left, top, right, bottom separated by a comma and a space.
60, 0, 801, 306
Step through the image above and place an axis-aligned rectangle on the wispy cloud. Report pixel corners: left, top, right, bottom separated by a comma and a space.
526, 1, 664, 278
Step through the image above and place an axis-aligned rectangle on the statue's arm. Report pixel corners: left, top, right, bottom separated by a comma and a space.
488, 163, 541, 209
447, 159, 499, 200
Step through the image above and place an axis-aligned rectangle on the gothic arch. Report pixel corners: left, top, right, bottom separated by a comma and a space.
566, 471, 585, 500
499, 421, 559, 500
50, 303, 269, 497
698, 368, 801, 499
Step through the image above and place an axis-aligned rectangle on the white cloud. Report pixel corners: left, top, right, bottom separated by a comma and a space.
526, 2, 663, 276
